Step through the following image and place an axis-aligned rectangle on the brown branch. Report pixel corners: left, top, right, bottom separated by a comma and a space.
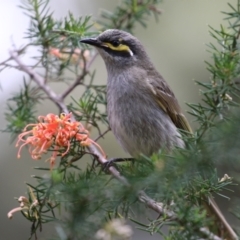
199, 228, 225, 240
9, 49, 226, 240
9, 50, 68, 114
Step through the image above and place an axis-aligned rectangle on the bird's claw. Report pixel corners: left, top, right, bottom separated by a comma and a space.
102, 157, 135, 173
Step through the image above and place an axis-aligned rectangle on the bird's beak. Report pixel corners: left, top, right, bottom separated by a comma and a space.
80, 38, 102, 47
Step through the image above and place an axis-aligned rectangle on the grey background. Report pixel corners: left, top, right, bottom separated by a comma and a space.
0, 1, 236, 239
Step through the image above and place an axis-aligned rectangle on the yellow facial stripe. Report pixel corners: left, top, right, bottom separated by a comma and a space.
102, 42, 133, 56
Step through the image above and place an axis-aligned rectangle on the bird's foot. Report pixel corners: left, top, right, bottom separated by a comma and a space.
102, 157, 135, 172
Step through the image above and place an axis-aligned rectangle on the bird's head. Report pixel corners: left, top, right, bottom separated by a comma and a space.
80, 29, 149, 70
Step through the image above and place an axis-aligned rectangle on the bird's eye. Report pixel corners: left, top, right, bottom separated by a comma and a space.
111, 40, 120, 47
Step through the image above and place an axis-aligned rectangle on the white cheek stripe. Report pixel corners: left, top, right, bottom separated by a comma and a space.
128, 49, 133, 56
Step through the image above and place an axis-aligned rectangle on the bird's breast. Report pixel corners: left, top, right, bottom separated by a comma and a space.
106, 77, 184, 157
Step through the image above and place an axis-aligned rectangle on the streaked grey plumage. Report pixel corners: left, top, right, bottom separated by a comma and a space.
106, 64, 184, 157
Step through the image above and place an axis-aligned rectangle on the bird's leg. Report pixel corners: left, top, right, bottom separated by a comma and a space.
102, 157, 135, 172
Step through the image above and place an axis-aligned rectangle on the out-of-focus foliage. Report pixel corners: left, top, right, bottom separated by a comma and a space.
4, 79, 39, 141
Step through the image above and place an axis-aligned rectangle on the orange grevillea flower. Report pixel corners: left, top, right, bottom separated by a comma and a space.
8, 187, 38, 219
16, 113, 106, 168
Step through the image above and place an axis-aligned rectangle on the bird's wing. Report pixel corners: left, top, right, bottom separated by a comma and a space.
147, 76, 192, 133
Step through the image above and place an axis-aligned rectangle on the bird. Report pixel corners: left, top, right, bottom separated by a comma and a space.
80, 29, 238, 240
81, 29, 192, 157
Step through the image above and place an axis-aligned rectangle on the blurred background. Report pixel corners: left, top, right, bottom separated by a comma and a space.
0, 0, 235, 239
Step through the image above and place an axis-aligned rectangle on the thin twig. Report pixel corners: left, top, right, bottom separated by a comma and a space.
200, 227, 223, 240
9, 49, 226, 240
60, 52, 98, 100
138, 190, 176, 219
94, 127, 111, 142
0, 56, 12, 66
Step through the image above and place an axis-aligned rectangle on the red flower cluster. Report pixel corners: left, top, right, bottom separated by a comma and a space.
16, 113, 105, 168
